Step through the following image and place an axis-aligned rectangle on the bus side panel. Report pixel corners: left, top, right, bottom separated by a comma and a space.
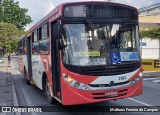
31, 54, 45, 89
23, 55, 28, 72
40, 55, 54, 96
18, 55, 24, 73
19, 55, 28, 74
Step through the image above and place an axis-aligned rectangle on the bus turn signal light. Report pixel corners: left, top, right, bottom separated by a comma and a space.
63, 74, 73, 83
63, 73, 89, 90
66, 77, 73, 83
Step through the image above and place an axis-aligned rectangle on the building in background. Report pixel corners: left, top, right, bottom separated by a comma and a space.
138, 3, 160, 71
138, 3, 160, 59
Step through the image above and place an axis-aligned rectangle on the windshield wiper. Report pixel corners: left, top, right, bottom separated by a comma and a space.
119, 20, 128, 31
83, 19, 95, 30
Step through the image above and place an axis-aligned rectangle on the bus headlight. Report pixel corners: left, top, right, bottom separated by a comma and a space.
131, 72, 143, 84
135, 77, 140, 81
63, 74, 89, 90
74, 82, 80, 88
132, 80, 136, 84
81, 84, 88, 90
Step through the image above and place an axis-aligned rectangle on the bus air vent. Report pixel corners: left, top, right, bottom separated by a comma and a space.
89, 81, 130, 87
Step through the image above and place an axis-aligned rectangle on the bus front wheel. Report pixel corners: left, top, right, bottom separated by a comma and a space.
45, 79, 55, 104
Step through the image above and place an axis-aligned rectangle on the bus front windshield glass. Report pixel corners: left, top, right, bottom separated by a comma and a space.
62, 23, 140, 66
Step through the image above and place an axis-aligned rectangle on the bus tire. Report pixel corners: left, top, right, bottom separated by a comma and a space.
24, 68, 30, 85
45, 79, 56, 104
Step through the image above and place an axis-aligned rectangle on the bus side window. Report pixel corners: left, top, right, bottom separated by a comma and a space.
39, 23, 49, 54
32, 30, 39, 54
18, 40, 23, 55
23, 38, 27, 54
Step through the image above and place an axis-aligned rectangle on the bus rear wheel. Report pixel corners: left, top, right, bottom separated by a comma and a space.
24, 68, 30, 85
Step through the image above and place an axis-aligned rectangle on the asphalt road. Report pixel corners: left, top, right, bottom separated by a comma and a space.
10, 56, 160, 115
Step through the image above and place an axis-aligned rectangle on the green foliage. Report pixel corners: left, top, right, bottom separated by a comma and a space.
0, 0, 32, 29
0, 22, 23, 53
140, 28, 160, 39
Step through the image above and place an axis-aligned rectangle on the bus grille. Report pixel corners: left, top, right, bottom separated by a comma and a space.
88, 81, 130, 87
92, 89, 128, 99
81, 67, 138, 76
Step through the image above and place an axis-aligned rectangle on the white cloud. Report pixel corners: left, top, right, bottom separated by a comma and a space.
50, 0, 159, 8
114, 0, 159, 8
16, 0, 159, 30
17, 0, 55, 30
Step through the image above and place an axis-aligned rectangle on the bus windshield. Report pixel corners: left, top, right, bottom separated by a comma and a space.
62, 23, 140, 66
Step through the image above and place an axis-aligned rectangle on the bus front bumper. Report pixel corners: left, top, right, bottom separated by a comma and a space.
61, 79, 143, 105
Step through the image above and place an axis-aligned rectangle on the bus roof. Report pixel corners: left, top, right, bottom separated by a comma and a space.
25, 1, 137, 36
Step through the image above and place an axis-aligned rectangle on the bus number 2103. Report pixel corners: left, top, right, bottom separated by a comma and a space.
119, 76, 126, 81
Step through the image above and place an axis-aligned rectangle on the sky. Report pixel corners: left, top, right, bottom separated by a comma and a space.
16, 0, 160, 30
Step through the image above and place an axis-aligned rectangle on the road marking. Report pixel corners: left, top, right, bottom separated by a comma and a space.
128, 98, 152, 107
152, 80, 160, 83
143, 78, 159, 81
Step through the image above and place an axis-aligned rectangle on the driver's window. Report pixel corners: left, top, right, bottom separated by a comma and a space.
120, 26, 137, 51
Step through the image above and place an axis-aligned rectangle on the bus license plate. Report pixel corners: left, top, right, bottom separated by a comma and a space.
105, 92, 118, 96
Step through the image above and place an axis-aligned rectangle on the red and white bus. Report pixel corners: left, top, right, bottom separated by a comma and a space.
18, 1, 143, 105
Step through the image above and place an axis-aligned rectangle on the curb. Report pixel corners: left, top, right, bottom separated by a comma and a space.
12, 82, 21, 115
8, 64, 21, 115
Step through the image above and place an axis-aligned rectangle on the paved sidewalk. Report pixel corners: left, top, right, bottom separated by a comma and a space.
0, 59, 18, 114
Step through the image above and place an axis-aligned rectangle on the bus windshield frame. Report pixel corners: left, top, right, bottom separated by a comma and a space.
61, 3, 140, 69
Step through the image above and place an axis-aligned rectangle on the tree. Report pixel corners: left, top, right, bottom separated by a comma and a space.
0, 22, 22, 53
140, 28, 160, 39
0, 0, 32, 29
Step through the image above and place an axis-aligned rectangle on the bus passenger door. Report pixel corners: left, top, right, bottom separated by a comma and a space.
51, 21, 61, 99
31, 40, 43, 89
27, 36, 32, 80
